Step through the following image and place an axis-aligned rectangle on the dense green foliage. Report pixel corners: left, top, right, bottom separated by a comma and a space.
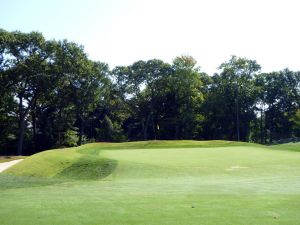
0, 29, 299, 155
1, 141, 300, 224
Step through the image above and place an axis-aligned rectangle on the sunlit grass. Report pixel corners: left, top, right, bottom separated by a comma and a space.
1, 140, 299, 225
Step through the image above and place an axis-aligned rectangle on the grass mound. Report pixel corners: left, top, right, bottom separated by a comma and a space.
3, 149, 81, 178
269, 142, 300, 152
3, 140, 259, 179
76, 140, 261, 155
1, 140, 300, 225
3, 149, 117, 180
56, 156, 117, 180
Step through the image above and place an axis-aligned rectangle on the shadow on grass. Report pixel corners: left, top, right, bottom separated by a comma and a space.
55, 155, 118, 180
0, 156, 118, 189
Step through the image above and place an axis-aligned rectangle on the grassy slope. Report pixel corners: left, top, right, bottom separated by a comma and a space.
268, 142, 300, 152
3, 140, 259, 178
0, 140, 300, 225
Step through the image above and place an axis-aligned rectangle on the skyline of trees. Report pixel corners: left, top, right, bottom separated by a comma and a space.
1, 29, 299, 155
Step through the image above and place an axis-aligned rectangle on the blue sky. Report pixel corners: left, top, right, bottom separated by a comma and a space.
1, 0, 300, 74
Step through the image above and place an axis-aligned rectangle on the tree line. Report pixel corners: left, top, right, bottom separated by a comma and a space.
0, 30, 299, 155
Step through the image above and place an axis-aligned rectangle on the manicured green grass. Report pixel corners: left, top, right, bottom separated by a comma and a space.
0, 140, 300, 225
268, 142, 300, 152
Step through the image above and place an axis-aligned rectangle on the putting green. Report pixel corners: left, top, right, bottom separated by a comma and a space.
0, 141, 299, 225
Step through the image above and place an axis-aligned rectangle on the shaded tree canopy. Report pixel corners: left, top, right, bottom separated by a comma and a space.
0, 29, 299, 155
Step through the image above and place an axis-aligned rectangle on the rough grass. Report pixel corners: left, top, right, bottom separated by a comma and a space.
1, 140, 300, 225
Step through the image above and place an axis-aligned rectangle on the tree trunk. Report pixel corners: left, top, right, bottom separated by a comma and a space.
17, 93, 36, 155
17, 96, 25, 155
175, 125, 179, 140
235, 84, 240, 142
149, 92, 156, 140
260, 107, 264, 144
143, 114, 150, 140
151, 114, 156, 140
78, 116, 84, 146
32, 100, 37, 152
269, 106, 273, 144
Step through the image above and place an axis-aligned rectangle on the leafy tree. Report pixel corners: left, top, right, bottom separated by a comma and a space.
202, 56, 261, 141
112, 59, 173, 140
163, 55, 204, 139
290, 109, 300, 136
0, 30, 56, 154
255, 69, 300, 142
54, 40, 109, 145
1, 28, 300, 155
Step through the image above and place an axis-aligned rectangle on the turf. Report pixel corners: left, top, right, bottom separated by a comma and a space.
0, 140, 300, 225
268, 142, 300, 152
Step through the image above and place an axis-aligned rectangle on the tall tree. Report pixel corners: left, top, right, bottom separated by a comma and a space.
54, 40, 109, 145
255, 69, 300, 142
167, 55, 204, 139
1, 30, 55, 154
202, 56, 261, 141
112, 59, 173, 140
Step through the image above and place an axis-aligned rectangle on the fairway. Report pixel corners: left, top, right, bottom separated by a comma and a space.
0, 141, 300, 225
